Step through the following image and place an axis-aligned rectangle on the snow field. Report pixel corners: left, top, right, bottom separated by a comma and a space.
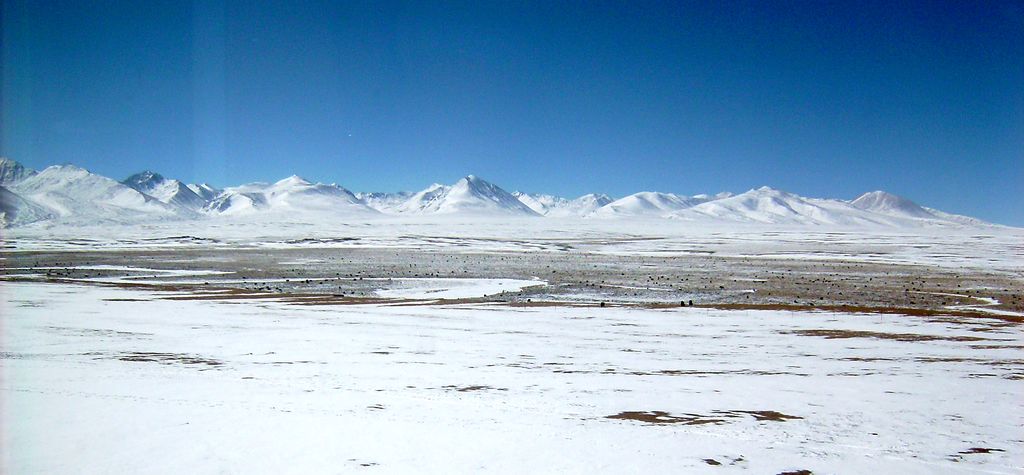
2, 281, 1021, 473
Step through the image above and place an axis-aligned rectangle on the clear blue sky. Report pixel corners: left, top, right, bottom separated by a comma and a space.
2, 0, 1022, 224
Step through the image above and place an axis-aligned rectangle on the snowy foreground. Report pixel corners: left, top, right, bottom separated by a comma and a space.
3, 280, 1021, 473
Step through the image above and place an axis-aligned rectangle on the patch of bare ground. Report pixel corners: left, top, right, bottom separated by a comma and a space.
780, 329, 988, 342
606, 410, 802, 425
109, 351, 223, 366
969, 344, 1024, 350
731, 410, 803, 422
949, 447, 1007, 462
703, 456, 746, 467
606, 411, 728, 425
442, 385, 508, 392
777, 470, 813, 475
958, 447, 1005, 454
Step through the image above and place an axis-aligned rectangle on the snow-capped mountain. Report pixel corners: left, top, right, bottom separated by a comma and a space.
396, 175, 539, 216
123, 171, 207, 210
0, 158, 1003, 228
356, 191, 414, 213
568, 193, 615, 216
0, 157, 36, 185
850, 191, 937, 219
187, 183, 222, 201
592, 192, 723, 218
850, 191, 986, 226
6, 164, 181, 224
206, 175, 377, 217
0, 185, 52, 227
514, 192, 613, 217
673, 187, 913, 226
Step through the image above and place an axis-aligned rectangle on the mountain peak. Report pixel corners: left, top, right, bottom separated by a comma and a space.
0, 158, 999, 227
127, 170, 162, 180
396, 175, 538, 215
856, 190, 898, 200
37, 164, 93, 180
0, 157, 37, 185
274, 175, 313, 187
123, 171, 166, 189
850, 190, 935, 219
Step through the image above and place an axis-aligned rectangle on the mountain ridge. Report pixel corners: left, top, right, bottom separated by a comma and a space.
0, 158, 1003, 228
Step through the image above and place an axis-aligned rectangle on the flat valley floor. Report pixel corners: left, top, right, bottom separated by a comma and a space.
2, 222, 1022, 473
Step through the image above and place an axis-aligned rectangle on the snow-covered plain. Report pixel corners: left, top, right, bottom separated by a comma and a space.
2, 280, 1021, 473
6, 217, 1023, 272
372, 277, 545, 299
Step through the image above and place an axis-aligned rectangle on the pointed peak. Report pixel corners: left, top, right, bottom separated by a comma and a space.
0, 157, 37, 185
744, 186, 791, 197
856, 190, 896, 199
124, 170, 164, 182
852, 190, 905, 201
851, 190, 921, 207
454, 175, 498, 190
274, 175, 313, 187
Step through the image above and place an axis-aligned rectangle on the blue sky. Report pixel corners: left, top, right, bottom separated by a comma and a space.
2, 0, 1022, 224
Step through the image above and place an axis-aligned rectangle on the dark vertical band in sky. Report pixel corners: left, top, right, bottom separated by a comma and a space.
191, 0, 227, 186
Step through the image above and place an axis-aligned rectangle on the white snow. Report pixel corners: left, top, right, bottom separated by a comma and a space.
592, 191, 713, 218
395, 175, 539, 216
513, 192, 612, 217
850, 190, 937, 219
0, 157, 36, 185
4, 217, 1023, 272
0, 158, 1011, 228
372, 277, 546, 299
3, 281, 1021, 473
205, 176, 377, 217
7, 165, 181, 224
186, 183, 222, 201
0, 186, 53, 227
123, 171, 207, 211
356, 191, 414, 213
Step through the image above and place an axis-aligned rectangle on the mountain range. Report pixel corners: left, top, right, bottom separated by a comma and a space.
0, 158, 994, 228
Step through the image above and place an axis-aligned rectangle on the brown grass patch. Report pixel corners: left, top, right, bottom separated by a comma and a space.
112, 351, 222, 366
958, 447, 1005, 454
442, 385, 508, 392
606, 411, 729, 425
606, 409, 802, 425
